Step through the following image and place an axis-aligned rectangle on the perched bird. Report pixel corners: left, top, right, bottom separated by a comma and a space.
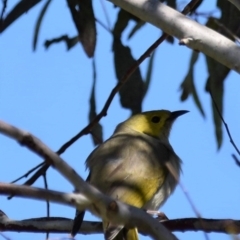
71, 110, 188, 240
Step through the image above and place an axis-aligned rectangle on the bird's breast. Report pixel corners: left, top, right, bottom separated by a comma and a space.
143, 154, 181, 210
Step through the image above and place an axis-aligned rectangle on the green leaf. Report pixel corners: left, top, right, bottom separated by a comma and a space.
113, 37, 144, 115
217, 0, 240, 36
205, 61, 228, 150
0, 0, 41, 33
67, 0, 96, 57
112, 9, 146, 114
112, 9, 145, 115
33, 0, 52, 51
204, 1, 240, 149
89, 59, 103, 145
180, 51, 205, 117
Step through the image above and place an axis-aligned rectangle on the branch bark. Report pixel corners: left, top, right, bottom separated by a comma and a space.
0, 210, 239, 235
108, 0, 240, 73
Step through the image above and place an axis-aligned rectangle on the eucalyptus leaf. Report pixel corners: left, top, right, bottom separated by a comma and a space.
180, 51, 205, 117
67, 0, 96, 57
0, 0, 41, 33
33, 0, 51, 51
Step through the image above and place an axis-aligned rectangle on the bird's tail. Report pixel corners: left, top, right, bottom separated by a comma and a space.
71, 210, 85, 237
123, 228, 139, 240
104, 223, 139, 240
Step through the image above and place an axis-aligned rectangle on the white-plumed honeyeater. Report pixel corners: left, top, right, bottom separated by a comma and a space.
71, 109, 188, 240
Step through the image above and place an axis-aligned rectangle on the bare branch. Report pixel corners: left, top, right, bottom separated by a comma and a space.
0, 182, 89, 208
109, 0, 240, 73
1, 212, 240, 235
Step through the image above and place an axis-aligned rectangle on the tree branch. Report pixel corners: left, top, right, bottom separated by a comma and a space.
109, 0, 240, 73
0, 182, 89, 208
0, 210, 239, 235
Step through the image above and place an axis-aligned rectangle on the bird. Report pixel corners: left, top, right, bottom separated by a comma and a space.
71, 109, 188, 240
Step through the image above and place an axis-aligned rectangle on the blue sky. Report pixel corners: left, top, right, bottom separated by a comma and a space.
1, 1, 240, 240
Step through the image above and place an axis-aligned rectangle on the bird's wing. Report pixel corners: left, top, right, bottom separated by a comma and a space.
71, 131, 171, 239
71, 173, 91, 237
86, 133, 171, 239
104, 223, 124, 240
71, 210, 85, 237
87, 133, 170, 207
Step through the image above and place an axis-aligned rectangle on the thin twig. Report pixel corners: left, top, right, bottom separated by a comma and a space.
165, 161, 210, 240
43, 172, 50, 239
209, 90, 240, 155
11, 162, 44, 183
42, 173, 50, 217
8, 163, 48, 200
95, 17, 112, 33
100, 0, 111, 30
232, 154, 240, 168
0, 0, 7, 21
0, 232, 11, 240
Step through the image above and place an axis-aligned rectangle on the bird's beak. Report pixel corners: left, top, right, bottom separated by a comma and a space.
169, 110, 189, 121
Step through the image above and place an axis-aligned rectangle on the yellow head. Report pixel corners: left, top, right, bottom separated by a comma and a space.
118, 110, 189, 139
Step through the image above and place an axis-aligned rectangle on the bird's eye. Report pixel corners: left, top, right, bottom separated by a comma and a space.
151, 116, 160, 123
